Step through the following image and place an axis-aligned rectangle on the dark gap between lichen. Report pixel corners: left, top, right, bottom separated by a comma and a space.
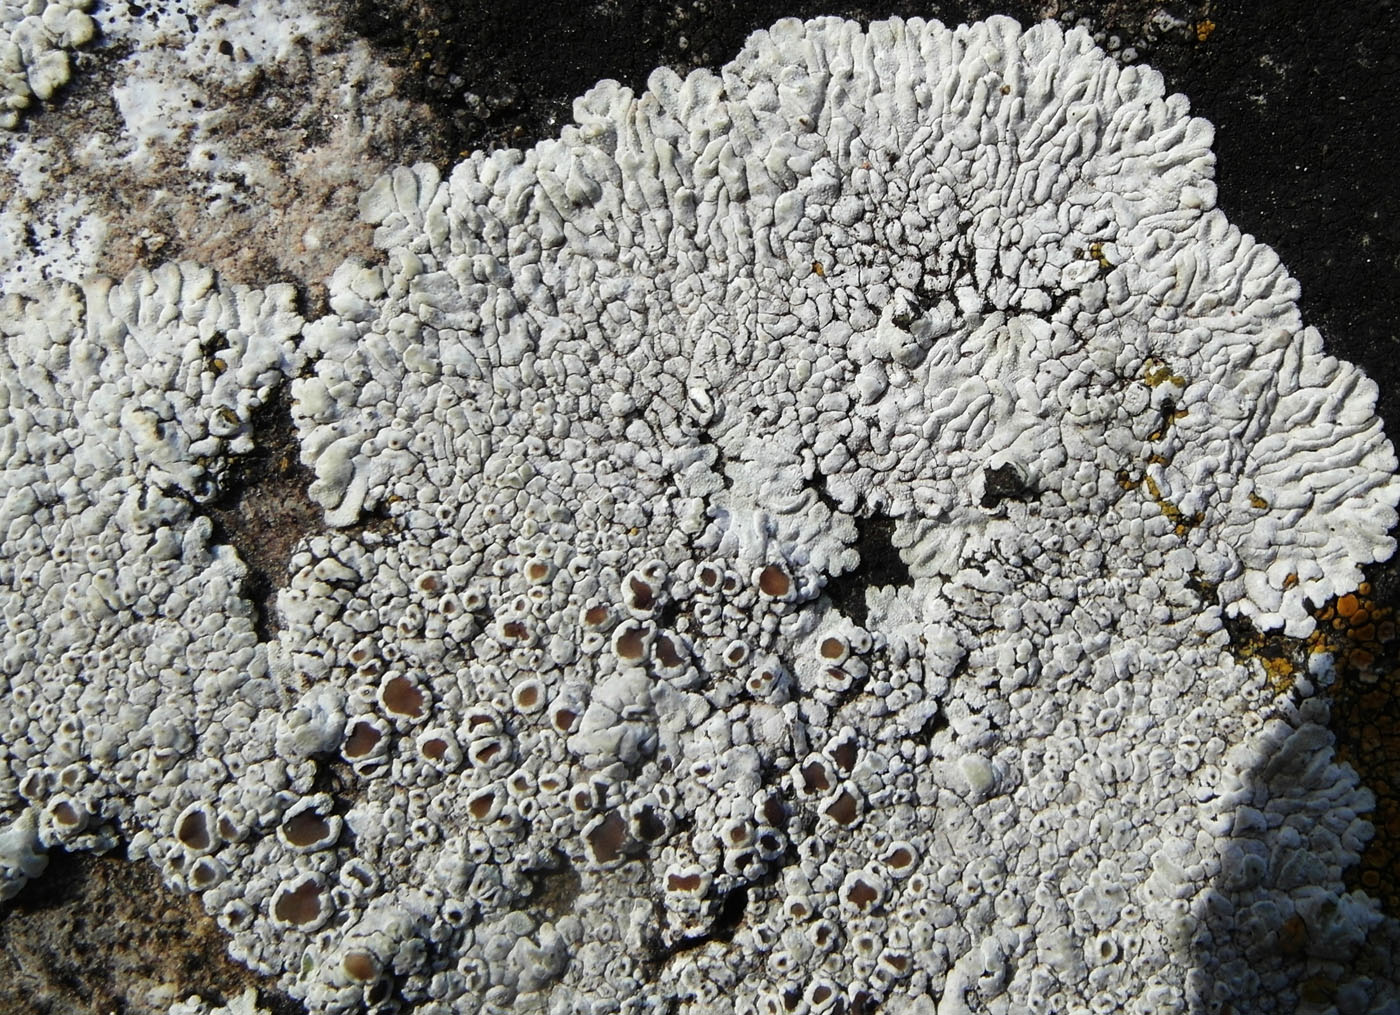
0, 846, 305, 1015
204, 385, 323, 642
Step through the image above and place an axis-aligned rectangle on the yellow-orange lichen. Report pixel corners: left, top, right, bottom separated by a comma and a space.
1226, 573, 1400, 915
1314, 577, 1400, 915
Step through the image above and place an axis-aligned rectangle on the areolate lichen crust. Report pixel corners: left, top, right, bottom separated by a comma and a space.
2, 15, 1398, 1015
0, 0, 93, 128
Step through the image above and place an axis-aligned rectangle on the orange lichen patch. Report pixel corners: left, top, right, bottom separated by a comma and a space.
811, 261, 825, 278
586, 811, 627, 864
1195, 18, 1216, 42
819, 637, 845, 660
382, 675, 425, 718
757, 564, 791, 597
421, 737, 448, 760
282, 812, 332, 848
344, 720, 382, 758
176, 810, 211, 852
343, 951, 378, 982
273, 881, 323, 926
1223, 576, 1400, 914
1312, 574, 1400, 915
825, 790, 860, 826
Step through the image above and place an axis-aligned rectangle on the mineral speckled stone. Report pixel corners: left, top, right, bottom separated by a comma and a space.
2, 14, 1398, 1015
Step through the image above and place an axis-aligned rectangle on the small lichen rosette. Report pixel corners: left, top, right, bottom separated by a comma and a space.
265, 15, 1398, 1015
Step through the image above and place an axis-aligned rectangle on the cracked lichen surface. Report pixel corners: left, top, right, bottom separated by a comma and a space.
2, 12, 1399, 1015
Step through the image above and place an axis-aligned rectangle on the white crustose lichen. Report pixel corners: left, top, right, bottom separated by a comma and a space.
2, 14, 1398, 1015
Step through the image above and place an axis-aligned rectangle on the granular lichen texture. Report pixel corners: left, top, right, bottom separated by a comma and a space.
2, 14, 1399, 1015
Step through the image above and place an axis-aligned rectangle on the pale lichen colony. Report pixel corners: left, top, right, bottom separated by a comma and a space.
0, 0, 93, 128
2, 11, 1399, 1015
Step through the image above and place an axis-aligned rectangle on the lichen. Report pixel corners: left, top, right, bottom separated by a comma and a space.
2, 14, 1398, 1015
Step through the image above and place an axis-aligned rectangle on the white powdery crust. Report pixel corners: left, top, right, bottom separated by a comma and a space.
2, 15, 1399, 1015
0, 0, 93, 128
